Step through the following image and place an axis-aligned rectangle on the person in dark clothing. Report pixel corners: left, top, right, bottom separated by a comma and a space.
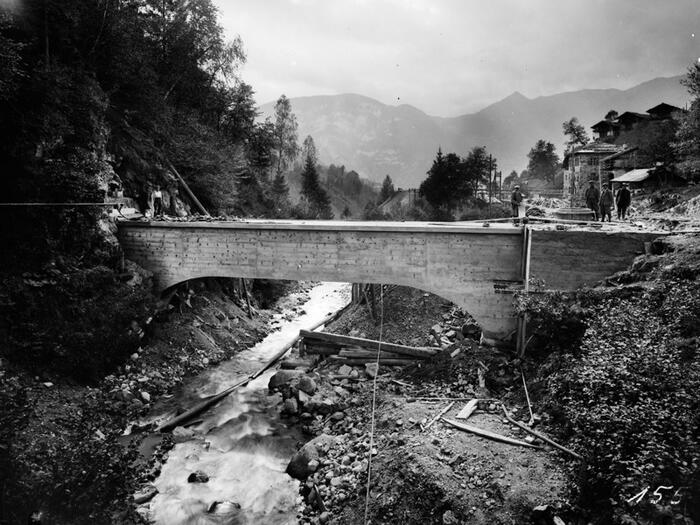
510, 185, 523, 217
599, 183, 613, 222
616, 183, 631, 220
584, 181, 600, 221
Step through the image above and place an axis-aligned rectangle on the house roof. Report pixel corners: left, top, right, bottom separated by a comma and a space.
611, 168, 651, 183
647, 102, 682, 115
591, 119, 620, 131
600, 146, 639, 163
617, 111, 651, 123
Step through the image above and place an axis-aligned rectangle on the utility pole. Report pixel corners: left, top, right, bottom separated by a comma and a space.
488, 155, 493, 218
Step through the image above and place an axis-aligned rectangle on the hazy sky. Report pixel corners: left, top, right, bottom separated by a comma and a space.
215, 0, 700, 116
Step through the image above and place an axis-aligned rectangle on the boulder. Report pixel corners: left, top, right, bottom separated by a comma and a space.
268, 369, 304, 392
286, 434, 339, 480
297, 376, 317, 395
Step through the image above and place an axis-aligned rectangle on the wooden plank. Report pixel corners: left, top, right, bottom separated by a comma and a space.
300, 330, 437, 358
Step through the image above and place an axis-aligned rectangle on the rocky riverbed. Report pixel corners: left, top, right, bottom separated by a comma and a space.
269, 287, 572, 525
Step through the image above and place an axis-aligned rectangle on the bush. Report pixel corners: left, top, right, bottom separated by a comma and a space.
520, 279, 700, 524
0, 266, 154, 383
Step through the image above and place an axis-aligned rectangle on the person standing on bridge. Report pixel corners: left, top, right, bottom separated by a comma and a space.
585, 180, 600, 221
616, 183, 631, 220
599, 183, 613, 222
153, 185, 163, 218
510, 185, 523, 218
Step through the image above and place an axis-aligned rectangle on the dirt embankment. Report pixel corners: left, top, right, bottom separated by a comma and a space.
0, 276, 305, 524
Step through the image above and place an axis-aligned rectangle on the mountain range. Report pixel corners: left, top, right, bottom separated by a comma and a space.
260, 75, 690, 188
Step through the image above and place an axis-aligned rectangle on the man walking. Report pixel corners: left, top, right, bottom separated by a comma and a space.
510, 185, 523, 218
616, 183, 631, 220
585, 181, 600, 221
599, 183, 613, 222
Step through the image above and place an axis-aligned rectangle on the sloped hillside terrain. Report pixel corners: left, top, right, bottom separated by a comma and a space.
260, 76, 689, 187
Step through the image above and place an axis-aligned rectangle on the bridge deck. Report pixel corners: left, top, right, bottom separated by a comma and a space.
117, 219, 523, 235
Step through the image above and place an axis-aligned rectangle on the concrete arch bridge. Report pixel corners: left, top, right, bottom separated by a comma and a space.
116, 220, 658, 344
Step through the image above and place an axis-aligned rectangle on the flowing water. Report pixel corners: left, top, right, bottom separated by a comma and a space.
144, 282, 351, 525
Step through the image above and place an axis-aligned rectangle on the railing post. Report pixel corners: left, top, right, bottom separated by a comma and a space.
517, 226, 532, 355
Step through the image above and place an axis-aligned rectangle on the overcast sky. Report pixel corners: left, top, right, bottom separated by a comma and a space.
215, 0, 700, 116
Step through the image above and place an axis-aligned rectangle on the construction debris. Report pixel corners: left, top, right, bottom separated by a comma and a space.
423, 401, 455, 431
499, 404, 582, 460
455, 399, 479, 420
441, 418, 541, 449
301, 329, 437, 366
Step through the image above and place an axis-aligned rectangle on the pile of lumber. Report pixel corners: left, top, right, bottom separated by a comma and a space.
300, 330, 437, 366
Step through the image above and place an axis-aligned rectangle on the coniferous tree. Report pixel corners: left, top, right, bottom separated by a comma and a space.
270, 172, 291, 217
300, 153, 333, 219
379, 175, 395, 203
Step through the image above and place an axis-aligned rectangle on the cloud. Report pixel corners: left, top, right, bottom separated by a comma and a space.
216, 0, 700, 116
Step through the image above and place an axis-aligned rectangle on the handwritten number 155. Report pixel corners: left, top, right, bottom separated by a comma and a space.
627, 486, 686, 505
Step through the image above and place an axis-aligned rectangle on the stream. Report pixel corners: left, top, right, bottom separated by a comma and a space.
143, 282, 351, 525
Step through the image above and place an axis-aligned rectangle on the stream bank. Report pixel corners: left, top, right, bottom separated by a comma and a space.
0, 277, 318, 524
139, 282, 351, 524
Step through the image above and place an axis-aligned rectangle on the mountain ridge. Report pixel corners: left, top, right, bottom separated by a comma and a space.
260, 75, 689, 187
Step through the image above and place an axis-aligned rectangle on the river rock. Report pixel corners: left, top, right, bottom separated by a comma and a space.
172, 425, 196, 443
365, 363, 378, 378
298, 389, 311, 404
297, 376, 317, 395
187, 470, 209, 483
286, 434, 339, 480
208, 500, 242, 514
134, 485, 158, 504
283, 398, 299, 414
338, 364, 353, 376
268, 369, 304, 392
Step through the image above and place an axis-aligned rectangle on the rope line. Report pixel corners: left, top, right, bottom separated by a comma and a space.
0, 202, 121, 207
363, 284, 384, 525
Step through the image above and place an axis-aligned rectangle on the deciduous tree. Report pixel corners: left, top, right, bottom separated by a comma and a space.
563, 117, 589, 151
526, 140, 559, 183
273, 95, 299, 176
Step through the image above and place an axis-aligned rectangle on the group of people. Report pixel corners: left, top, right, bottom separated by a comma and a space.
585, 180, 631, 222
509, 181, 632, 222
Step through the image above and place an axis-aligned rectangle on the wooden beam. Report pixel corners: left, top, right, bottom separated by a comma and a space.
299, 330, 437, 358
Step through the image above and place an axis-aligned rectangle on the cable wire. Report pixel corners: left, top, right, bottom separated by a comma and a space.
363, 284, 384, 524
